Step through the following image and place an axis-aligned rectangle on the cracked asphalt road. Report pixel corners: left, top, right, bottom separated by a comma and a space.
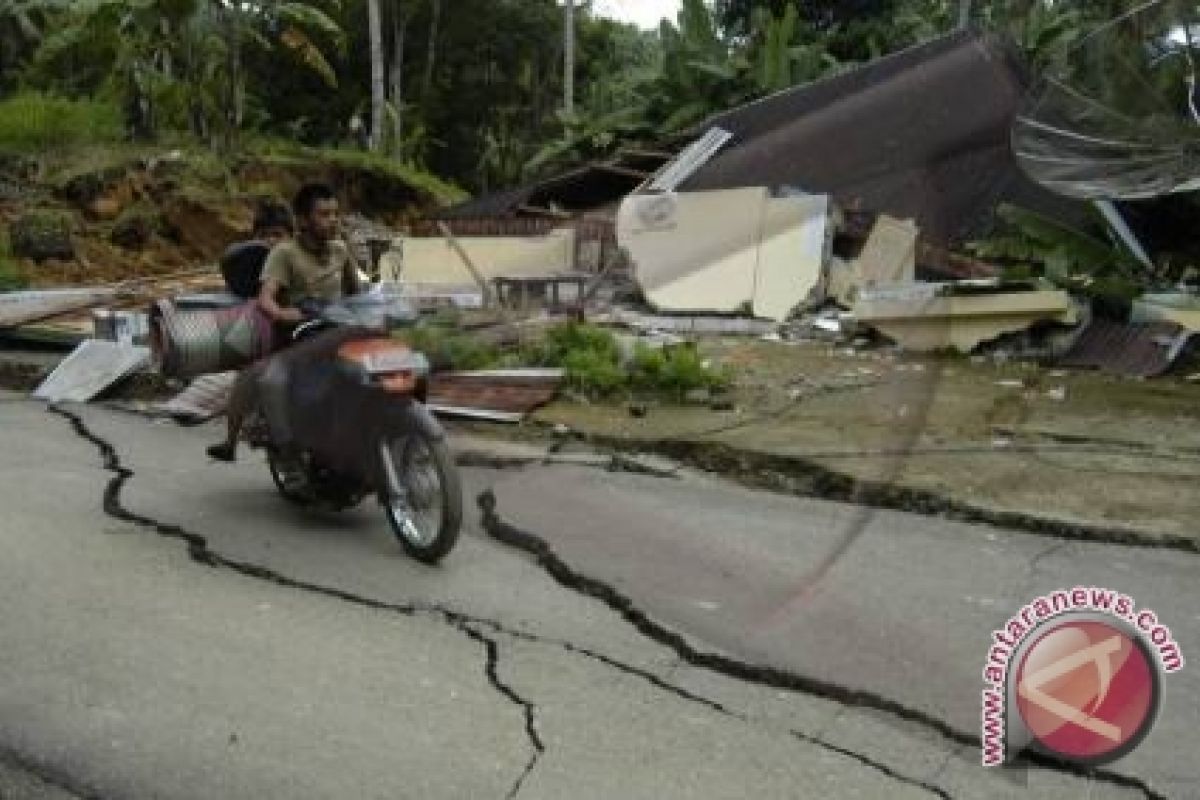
0, 393, 1196, 799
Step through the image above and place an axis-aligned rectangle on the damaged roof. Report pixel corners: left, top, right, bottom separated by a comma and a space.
440, 31, 1086, 243
680, 31, 1086, 242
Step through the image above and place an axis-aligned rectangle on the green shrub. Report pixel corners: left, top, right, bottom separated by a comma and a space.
630, 344, 731, 399
0, 231, 28, 290
0, 93, 122, 153
401, 324, 499, 372
400, 320, 734, 403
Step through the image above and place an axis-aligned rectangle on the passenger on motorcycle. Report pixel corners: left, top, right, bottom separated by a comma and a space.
206, 183, 366, 463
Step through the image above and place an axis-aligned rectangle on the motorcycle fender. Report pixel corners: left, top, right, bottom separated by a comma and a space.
390, 400, 446, 442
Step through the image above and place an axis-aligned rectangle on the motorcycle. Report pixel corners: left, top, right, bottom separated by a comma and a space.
241, 291, 462, 564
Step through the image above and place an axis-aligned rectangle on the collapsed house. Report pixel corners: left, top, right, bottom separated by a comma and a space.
407, 31, 1094, 329
405, 29, 1198, 371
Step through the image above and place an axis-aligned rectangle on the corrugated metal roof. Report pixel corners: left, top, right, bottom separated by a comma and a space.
1058, 318, 1196, 378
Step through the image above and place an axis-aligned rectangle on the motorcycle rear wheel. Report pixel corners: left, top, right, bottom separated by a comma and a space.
380, 432, 462, 564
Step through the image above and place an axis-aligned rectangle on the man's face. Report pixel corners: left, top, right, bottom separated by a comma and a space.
305, 198, 340, 242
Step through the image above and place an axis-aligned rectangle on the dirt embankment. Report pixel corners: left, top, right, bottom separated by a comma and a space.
0, 147, 455, 288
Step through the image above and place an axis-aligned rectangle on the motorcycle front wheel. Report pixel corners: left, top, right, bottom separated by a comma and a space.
267, 449, 313, 506
379, 432, 462, 564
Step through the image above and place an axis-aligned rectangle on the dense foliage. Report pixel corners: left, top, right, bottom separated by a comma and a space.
0, 1, 1189, 195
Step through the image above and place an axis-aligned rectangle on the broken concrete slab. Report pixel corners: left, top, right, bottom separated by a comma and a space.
832, 215, 917, 307
617, 188, 830, 322
1132, 293, 1200, 332
853, 285, 1078, 353
33, 340, 150, 403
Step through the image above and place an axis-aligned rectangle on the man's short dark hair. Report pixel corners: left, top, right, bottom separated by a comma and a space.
293, 183, 337, 219
253, 201, 294, 235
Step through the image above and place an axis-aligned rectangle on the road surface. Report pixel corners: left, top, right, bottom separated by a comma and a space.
0, 393, 1195, 799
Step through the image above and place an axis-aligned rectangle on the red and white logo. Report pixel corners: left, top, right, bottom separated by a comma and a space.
1014, 618, 1160, 765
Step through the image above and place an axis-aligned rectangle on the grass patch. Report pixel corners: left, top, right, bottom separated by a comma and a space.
0, 93, 122, 153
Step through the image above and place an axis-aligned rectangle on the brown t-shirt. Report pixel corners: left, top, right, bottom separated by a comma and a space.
261, 239, 361, 304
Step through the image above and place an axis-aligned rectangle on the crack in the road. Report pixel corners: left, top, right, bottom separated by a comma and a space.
46, 405, 1170, 800
49, 405, 959, 800
465, 620, 957, 800
48, 406, 544, 800
476, 489, 1171, 800
573, 434, 1200, 555
457, 623, 545, 800
788, 730, 953, 800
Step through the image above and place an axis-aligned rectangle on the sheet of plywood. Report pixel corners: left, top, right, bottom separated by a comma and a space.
386, 229, 576, 284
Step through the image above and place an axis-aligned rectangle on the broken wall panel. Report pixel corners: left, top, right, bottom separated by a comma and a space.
386, 229, 577, 285
619, 188, 765, 315
618, 188, 830, 322
752, 194, 830, 322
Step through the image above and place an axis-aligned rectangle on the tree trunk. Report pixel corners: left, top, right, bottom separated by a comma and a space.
422, 0, 441, 99
219, 5, 243, 152
563, 0, 575, 116
368, 0, 386, 151
390, 1, 409, 156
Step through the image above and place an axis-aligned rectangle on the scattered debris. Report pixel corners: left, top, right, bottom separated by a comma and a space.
603, 308, 778, 337
1046, 386, 1068, 402
831, 214, 917, 306
153, 371, 238, 422
93, 308, 149, 346
33, 340, 149, 403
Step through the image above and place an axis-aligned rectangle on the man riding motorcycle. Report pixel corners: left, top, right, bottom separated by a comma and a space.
206, 183, 367, 463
